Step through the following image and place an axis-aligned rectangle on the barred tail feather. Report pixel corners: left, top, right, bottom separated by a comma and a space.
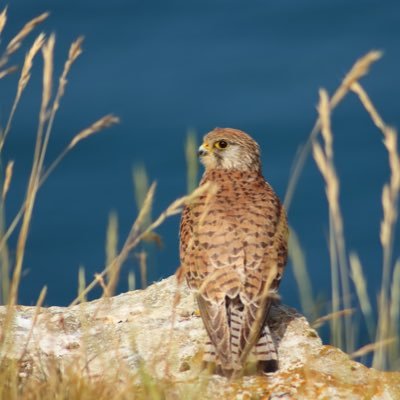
203, 339, 239, 377
229, 302, 244, 365
253, 323, 278, 372
203, 339, 216, 362
200, 295, 278, 376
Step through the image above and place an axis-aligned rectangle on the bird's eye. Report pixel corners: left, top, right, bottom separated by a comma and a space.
215, 140, 228, 149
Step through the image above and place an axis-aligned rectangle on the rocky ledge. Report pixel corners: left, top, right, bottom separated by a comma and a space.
0, 276, 399, 399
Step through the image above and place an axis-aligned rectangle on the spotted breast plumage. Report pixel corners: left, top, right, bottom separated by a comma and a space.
179, 127, 288, 376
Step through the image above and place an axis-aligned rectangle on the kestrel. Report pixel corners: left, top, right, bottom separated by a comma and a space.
179, 127, 288, 376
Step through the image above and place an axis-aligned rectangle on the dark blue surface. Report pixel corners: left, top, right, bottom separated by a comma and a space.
2, 1, 400, 346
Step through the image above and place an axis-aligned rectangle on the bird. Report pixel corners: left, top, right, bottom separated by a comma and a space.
179, 127, 288, 377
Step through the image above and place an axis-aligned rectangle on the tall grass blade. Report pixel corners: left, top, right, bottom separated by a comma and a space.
128, 270, 136, 291
349, 253, 375, 339
313, 89, 353, 352
133, 164, 151, 224
288, 227, 315, 320
0, 33, 45, 152
78, 266, 87, 303
185, 129, 198, 193
105, 212, 119, 296
350, 81, 400, 370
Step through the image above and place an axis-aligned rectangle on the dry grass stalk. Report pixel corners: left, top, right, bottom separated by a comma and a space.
348, 85, 400, 246
317, 89, 333, 159
317, 89, 341, 346
78, 266, 87, 303
389, 259, 400, 368
0, 176, 11, 304
38, 114, 120, 186
330, 51, 382, 108
2, 160, 14, 200
128, 181, 157, 243
0, 204, 24, 257
284, 51, 382, 210
0, 7, 7, 38
69, 182, 157, 306
6, 35, 106, 312
22, 34, 55, 215
0, 39, 118, 302
5, 38, 57, 310
313, 89, 353, 351
350, 338, 396, 360
311, 309, 355, 330
69, 114, 120, 149
0, 65, 17, 79
377, 186, 399, 366
350, 82, 385, 130
18, 33, 46, 99
350, 80, 400, 369
8, 120, 44, 309
95, 273, 110, 297
138, 251, 148, 289
0, 11, 47, 71
5, 12, 49, 57
376, 137, 398, 254
40, 34, 55, 120
349, 253, 374, 339
0, 114, 117, 305
70, 182, 214, 306
185, 130, 198, 193
389, 259, 400, 336
328, 211, 341, 347
350, 83, 400, 197
105, 212, 119, 296
0, 34, 45, 152
56, 36, 84, 107
288, 228, 315, 320
313, 94, 338, 227
37, 36, 84, 185
128, 271, 136, 291
7, 166, 38, 314
133, 164, 152, 232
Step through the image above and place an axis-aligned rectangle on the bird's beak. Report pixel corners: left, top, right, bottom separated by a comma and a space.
198, 142, 211, 157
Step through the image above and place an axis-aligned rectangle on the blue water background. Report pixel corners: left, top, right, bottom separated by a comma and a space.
2, 1, 400, 348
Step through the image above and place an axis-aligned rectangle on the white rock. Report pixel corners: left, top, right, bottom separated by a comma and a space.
0, 276, 399, 399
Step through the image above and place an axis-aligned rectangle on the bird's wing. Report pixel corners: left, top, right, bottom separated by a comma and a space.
235, 194, 289, 365
182, 202, 245, 367
178, 204, 193, 279
196, 294, 232, 366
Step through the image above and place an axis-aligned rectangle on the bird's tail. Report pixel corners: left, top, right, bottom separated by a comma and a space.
252, 322, 278, 372
202, 299, 244, 376
202, 299, 278, 375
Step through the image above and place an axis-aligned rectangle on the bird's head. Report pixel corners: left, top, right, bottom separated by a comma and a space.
198, 128, 261, 172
